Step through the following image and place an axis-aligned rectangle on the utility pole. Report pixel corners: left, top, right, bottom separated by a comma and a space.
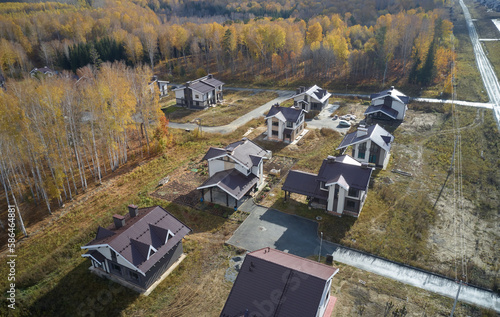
450, 280, 462, 316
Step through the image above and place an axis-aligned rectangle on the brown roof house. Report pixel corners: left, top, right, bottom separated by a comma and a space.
81, 205, 191, 295
364, 86, 409, 121
265, 104, 306, 143
197, 138, 271, 209
220, 248, 339, 317
30, 66, 56, 78
282, 155, 373, 217
292, 85, 332, 112
337, 124, 394, 169
173, 74, 224, 109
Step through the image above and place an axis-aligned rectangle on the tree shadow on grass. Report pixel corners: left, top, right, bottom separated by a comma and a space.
29, 260, 139, 317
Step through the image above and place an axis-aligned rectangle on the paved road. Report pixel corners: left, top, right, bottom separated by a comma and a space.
227, 200, 500, 312
459, 0, 500, 128
168, 87, 494, 134
169, 89, 295, 134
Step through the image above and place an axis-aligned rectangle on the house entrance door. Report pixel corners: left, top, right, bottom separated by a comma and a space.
369, 154, 377, 164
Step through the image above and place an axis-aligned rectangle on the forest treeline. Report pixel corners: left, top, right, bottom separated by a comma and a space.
0, 62, 171, 221
0, 0, 454, 89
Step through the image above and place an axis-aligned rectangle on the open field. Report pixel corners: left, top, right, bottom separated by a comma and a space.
483, 41, 500, 79
0, 100, 498, 316
451, 0, 491, 103
163, 90, 278, 126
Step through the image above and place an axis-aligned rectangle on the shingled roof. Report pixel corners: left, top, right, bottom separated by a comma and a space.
83, 206, 191, 275
202, 139, 268, 170
298, 85, 331, 103
282, 155, 372, 199
173, 74, 224, 93
364, 104, 399, 119
197, 169, 259, 200
317, 156, 372, 191
265, 105, 304, 122
220, 248, 338, 317
337, 124, 394, 153
370, 86, 409, 104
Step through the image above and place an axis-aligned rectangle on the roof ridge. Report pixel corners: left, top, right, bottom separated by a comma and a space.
249, 247, 336, 273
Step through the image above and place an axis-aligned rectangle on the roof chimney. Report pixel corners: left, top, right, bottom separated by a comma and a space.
296, 88, 301, 95
128, 204, 139, 217
390, 86, 394, 90
113, 214, 125, 229
207, 74, 213, 79
356, 125, 368, 138
300, 86, 306, 93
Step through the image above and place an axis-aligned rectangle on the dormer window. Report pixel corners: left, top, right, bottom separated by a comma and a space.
165, 230, 175, 244
147, 246, 158, 260
320, 181, 328, 191
286, 121, 293, 128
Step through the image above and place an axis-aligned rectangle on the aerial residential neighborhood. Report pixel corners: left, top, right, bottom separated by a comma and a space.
0, 0, 499, 316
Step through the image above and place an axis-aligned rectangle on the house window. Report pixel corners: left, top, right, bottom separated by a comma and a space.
195, 94, 199, 99
346, 200, 356, 209
272, 130, 278, 136
286, 122, 293, 128
130, 271, 139, 281
348, 188, 359, 198
358, 143, 366, 159
111, 263, 122, 274
320, 181, 328, 191
272, 121, 279, 127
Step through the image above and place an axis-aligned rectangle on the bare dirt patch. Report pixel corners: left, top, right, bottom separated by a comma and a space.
151, 158, 207, 208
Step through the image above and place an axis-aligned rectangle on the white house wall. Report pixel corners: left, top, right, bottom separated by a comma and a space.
327, 185, 335, 211
372, 98, 406, 120
316, 277, 333, 317
208, 159, 225, 177
336, 188, 346, 213
192, 92, 204, 102
174, 89, 185, 99
391, 100, 406, 119
250, 161, 264, 185
353, 140, 371, 164
234, 161, 249, 175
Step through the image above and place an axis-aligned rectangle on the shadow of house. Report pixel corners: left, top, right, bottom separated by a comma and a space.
269, 198, 356, 244
28, 260, 139, 316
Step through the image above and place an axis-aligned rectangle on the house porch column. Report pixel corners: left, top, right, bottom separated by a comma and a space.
337, 188, 346, 215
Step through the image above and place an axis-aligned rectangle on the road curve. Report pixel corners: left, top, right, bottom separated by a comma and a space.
459, 0, 500, 128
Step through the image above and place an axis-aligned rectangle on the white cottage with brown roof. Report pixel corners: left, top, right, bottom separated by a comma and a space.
173, 74, 224, 109
282, 155, 373, 217
81, 205, 191, 294
337, 124, 394, 169
364, 86, 409, 121
292, 85, 331, 112
198, 138, 271, 209
265, 104, 306, 143
220, 248, 339, 317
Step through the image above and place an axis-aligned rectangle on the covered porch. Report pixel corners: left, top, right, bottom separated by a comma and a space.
197, 169, 258, 210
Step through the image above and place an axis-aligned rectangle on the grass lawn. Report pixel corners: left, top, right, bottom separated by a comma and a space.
163, 90, 278, 126
483, 41, 500, 80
